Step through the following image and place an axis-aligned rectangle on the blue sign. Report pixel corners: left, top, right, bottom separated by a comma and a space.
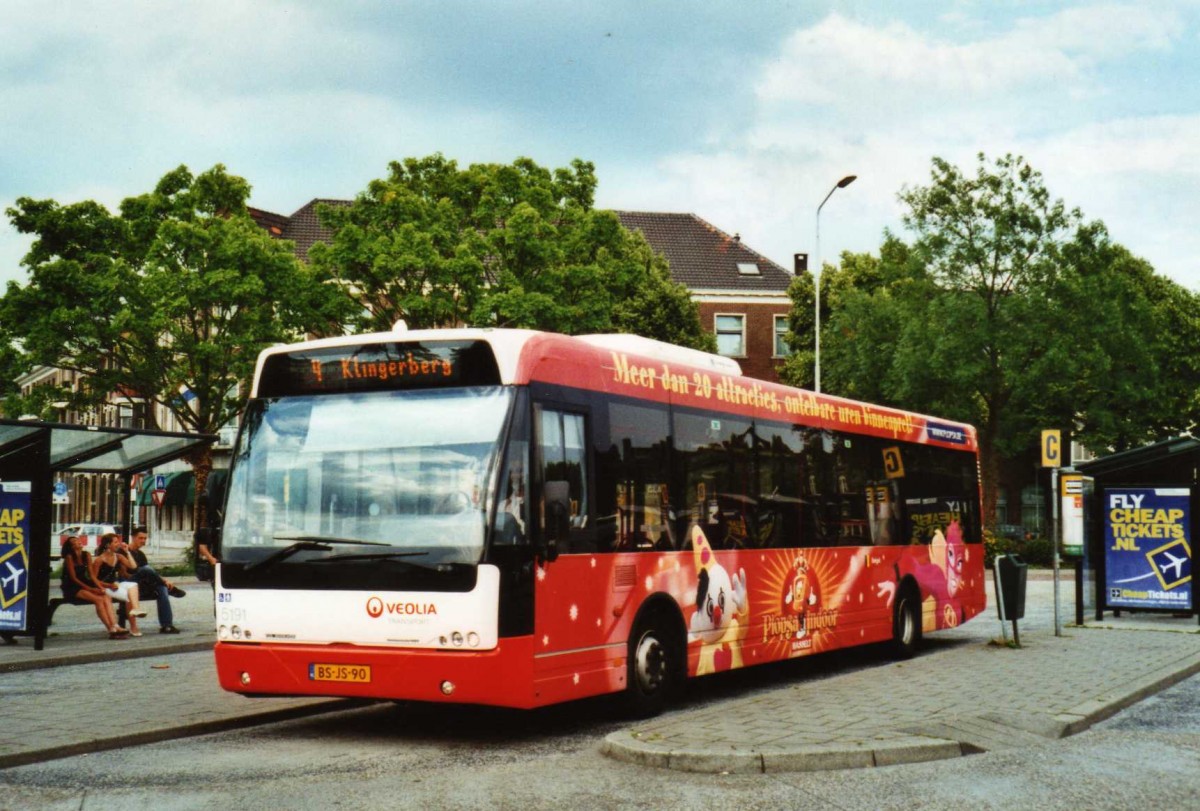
0, 482, 32, 632
155, 474, 167, 491
1104, 487, 1192, 611
53, 481, 67, 497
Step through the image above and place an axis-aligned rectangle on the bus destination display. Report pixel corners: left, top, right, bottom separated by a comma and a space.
257, 341, 501, 397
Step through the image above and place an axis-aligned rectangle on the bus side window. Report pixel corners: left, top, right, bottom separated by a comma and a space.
605, 401, 671, 552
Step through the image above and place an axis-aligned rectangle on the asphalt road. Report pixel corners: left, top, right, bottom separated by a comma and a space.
2, 663, 1197, 810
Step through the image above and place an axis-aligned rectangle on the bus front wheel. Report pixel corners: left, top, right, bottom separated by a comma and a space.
626, 615, 679, 718
890, 586, 921, 659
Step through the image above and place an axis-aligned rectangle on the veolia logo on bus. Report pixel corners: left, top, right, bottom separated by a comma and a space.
365, 596, 439, 618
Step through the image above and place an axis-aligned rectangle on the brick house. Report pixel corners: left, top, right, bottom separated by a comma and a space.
614, 212, 794, 383
249, 203, 796, 383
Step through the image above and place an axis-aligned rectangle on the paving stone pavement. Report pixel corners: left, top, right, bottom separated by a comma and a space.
1, 573, 1196, 773
0, 579, 357, 768
603, 575, 1200, 773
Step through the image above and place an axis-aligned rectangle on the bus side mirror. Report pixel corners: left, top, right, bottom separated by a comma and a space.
541, 480, 570, 563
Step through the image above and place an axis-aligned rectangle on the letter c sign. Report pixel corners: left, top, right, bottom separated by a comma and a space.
882, 447, 905, 479
1041, 430, 1061, 468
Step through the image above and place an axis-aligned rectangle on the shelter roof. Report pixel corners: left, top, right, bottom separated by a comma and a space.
1076, 435, 1200, 479
0, 419, 215, 474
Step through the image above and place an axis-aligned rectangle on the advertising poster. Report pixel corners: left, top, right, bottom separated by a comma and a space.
0, 481, 32, 632
1105, 487, 1192, 611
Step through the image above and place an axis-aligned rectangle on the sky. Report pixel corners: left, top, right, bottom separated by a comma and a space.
2, 0, 1199, 291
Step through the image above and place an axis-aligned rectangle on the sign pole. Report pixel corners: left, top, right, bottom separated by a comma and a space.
1051, 467, 1062, 637
1041, 430, 1063, 637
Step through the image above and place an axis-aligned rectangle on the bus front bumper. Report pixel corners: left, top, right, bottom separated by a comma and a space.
215, 637, 537, 709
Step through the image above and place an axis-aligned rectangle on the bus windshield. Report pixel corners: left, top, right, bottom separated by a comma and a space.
222, 387, 512, 566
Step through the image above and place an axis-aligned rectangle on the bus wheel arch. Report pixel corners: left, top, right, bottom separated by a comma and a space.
625, 595, 686, 718
890, 577, 922, 659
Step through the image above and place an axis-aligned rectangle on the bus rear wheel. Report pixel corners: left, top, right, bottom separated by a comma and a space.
626, 615, 679, 718
890, 587, 921, 659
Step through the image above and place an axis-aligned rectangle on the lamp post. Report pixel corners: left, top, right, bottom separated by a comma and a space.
814, 174, 856, 393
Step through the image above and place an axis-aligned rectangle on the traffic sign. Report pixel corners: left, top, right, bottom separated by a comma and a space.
152, 489, 166, 508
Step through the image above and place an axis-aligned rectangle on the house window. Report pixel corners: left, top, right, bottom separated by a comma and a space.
773, 315, 792, 357
715, 314, 745, 357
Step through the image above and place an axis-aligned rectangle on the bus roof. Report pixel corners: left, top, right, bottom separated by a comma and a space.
252, 326, 977, 451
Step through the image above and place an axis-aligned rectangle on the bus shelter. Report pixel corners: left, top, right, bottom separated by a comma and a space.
0, 419, 215, 650
1077, 435, 1198, 625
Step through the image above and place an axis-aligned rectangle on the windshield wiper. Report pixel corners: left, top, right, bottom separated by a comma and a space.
305, 551, 454, 572
272, 534, 390, 547
243, 536, 390, 573
306, 551, 429, 563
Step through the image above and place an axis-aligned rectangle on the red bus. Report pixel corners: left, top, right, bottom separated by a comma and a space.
208, 327, 986, 714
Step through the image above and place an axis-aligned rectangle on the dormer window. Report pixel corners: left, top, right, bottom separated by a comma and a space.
736, 262, 760, 276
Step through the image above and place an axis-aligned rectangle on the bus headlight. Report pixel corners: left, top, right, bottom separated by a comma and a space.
451, 631, 464, 647
218, 625, 229, 640
467, 632, 480, 648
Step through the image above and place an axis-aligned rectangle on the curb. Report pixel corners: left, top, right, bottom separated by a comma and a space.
0, 698, 368, 770
0, 640, 214, 674
1053, 649, 1200, 736
601, 731, 965, 774
601, 648, 1200, 774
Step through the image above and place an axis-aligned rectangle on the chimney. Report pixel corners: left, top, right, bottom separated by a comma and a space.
794, 252, 809, 274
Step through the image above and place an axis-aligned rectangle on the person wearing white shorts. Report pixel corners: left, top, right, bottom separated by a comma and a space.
91, 535, 148, 636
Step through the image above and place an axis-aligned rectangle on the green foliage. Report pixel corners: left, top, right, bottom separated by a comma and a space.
779, 272, 814, 389
984, 529, 1054, 568
794, 153, 1200, 524
310, 154, 711, 349
4, 164, 350, 434
2, 164, 355, 516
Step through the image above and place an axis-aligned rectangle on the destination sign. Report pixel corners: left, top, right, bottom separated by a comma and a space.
258, 340, 501, 397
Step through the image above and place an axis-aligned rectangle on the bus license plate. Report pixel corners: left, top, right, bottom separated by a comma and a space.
309, 663, 371, 683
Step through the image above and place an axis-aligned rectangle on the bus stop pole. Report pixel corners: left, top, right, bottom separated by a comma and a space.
994, 563, 1010, 645
1052, 467, 1062, 637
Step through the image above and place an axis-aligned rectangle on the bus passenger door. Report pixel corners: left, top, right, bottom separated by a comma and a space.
534, 406, 592, 557
533, 404, 618, 697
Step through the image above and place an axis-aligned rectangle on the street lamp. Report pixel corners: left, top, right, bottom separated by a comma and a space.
814, 174, 856, 393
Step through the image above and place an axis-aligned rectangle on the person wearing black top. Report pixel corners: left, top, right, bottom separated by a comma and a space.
122, 527, 185, 634
60, 536, 126, 638
91, 535, 147, 636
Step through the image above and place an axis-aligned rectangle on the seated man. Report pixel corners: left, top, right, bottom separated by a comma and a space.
120, 527, 186, 634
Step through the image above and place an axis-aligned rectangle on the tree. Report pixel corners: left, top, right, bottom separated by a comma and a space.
780, 238, 910, 394
1058, 225, 1200, 450
309, 154, 713, 350
810, 153, 1200, 525
778, 269, 816, 390
2, 164, 352, 521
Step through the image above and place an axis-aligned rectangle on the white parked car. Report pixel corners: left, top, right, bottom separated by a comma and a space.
57, 523, 123, 555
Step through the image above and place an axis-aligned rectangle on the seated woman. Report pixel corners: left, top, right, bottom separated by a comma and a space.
60, 535, 126, 639
91, 534, 147, 637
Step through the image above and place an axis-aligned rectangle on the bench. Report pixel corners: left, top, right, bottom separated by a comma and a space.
49, 579, 156, 628
47, 595, 96, 626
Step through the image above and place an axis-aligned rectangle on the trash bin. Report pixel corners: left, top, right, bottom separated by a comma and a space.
996, 553, 1027, 621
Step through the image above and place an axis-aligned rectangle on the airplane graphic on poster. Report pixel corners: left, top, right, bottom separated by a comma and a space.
1160, 551, 1186, 580
1, 560, 22, 593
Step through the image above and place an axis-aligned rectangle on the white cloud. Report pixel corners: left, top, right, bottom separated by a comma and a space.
635, 6, 1200, 291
